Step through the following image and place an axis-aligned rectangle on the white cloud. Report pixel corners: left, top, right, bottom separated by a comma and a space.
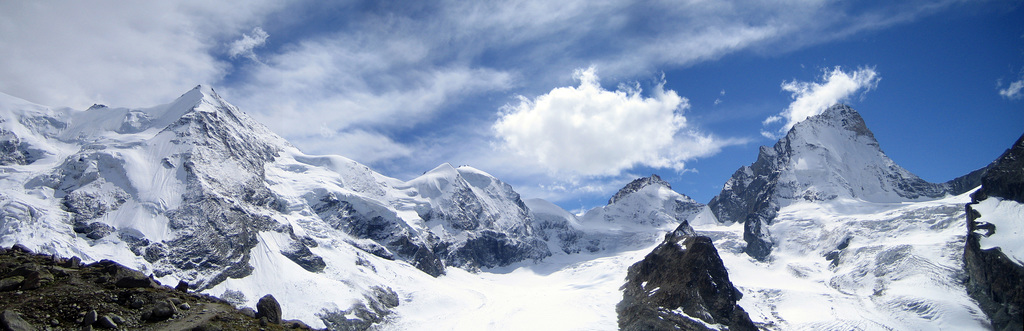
999, 78, 1024, 100
768, 66, 881, 133
228, 27, 269, 61
493, 67, 739, 176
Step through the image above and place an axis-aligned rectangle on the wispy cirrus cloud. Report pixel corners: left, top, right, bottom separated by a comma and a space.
999, 71, 1024, 100
228, 27, 269, 62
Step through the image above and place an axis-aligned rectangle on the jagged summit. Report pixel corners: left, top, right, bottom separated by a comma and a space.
709, 103, 981, 259
609, 174, 671, 205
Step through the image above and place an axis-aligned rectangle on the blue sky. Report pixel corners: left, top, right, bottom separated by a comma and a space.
1, 0, 1021, 211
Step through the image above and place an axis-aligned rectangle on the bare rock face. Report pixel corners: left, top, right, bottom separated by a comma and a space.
964, 132, 1024, 331
618, 222, 756, 331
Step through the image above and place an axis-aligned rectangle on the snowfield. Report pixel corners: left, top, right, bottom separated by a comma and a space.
384, 245, 657, 330
972, 197, 1024, 265
700, 192, 990, 330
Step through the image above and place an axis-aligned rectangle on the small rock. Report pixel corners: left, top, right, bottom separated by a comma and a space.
169, 298, 182, 306
175, 280, 189, 292
65, 256, 82, 268
128, 296, 145, 309
192, 324, 223, 331
284, 319, 314, 329
114, 268, 155, 288
141, 301, 176, 322
50, 318, 59, 326
238, 307, 256, 318
0, 310, 33, 331
10, 244, 32, 254
97, 315, 117, 329
20, 271, 41, 290
179, 303, 191, 311
256, 294, 282, 324
109, 314, 124, 325
83, 310, 98, 325
0, 276, 25, 291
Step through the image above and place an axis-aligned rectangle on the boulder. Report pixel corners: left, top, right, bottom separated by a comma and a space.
141, 301, 176, 322
175, 280, 189, 292
255, 294, 282, 324
0, 276, 24, 291
82, 310, 97, 325
96, 315, 117, 329
114, 268, 155, 288
0, 310, 33, 331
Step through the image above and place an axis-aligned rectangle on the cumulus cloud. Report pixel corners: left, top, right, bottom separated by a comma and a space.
493, 67, 737, 176
766, 66, 881, 134
228, 27, 269, 61
999, 78, 1024, 100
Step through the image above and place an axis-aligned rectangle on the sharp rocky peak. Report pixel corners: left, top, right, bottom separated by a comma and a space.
608, 175, 671, 205
793, 103, 876, 140
708, 103, 972, 260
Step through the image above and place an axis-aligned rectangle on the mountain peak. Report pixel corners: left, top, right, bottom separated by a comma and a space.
608, 175, 671, 205
710, 104, 956, 259
791, 103, 875, 141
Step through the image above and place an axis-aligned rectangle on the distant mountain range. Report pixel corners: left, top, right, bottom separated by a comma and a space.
0, 87, 1019, 330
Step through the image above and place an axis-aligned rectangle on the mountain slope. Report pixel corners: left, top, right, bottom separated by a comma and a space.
708, 104, 982, 259
0, 87, 554, 329
580, 175, 705, 250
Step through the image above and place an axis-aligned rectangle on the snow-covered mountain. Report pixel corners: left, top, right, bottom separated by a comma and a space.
1, 85, 1015, 330
0, 86, 556, 328
622, 104, 1002, 329
580, 175, 707, 250
708, 104, 984, 259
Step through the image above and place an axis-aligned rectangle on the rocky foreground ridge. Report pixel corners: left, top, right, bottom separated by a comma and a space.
0, 244, 318, 330
617, 221, 755, 331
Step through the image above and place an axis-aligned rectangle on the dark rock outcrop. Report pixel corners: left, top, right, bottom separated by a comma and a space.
964, 132, 1024, 331
618, 222, 756, 331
